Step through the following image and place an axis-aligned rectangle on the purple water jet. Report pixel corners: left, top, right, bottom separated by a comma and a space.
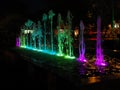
16, 37, 20, 47
95, 16, 107, 66
77, 21, 87, 62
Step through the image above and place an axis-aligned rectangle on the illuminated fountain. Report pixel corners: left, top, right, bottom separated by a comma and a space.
32, 23, 37, 49
67, 11, 73, 57
18, 10, 76, 59
48, 10, 55, 52
20, 26, 26, 47
20, 19, 43, 50
77, 21, 87, 62
42, 13, 47, 50
56, 11, 75, 59
20, 32, 25, 47
24, 20, 33, 47
20, 20, 34, 48
19, 10, 56, 55
37, 21, 43, 50
95, 16, 107, 66
16, 10, 120, 80
16, 37, 20, 47
64, 11, 75, 59
57, 13, 64, 56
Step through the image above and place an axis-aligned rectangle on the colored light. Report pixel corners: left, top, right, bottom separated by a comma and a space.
16, 37, 20, 47
64, 55, 76, 59
77, 58, 87, 62
56, 53, 64, 56
95, 16, 107, 66
20, 45, 26, 48
77, 21, 87, 62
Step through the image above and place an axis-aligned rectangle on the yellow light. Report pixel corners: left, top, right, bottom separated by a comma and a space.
24, 30, 34, 34
88, 76, 100, 84
74, 29, 79, 36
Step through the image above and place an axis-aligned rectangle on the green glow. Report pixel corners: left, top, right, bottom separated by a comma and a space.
37, 49, 43, 52
20, 45, 76, 59
20, 34, 25, 46
48, 10, 55, 52
56, 53, 64, 56
19, 11, 76, 60
67, 11, 73, 57
57, 14, 64, 57
42, 13, 47, 50
64, 55, 76, 59
57, 12, 75, 59
20, 45, 57, 55
21, 45, 26, 48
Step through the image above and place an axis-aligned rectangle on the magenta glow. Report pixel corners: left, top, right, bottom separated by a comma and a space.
77, 21, 87, 62
16, 37, 20, 47
95, 16, 107, 66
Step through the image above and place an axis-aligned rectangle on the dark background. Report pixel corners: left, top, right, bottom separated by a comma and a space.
0, 0, 120, 89
0, 0, 120, 28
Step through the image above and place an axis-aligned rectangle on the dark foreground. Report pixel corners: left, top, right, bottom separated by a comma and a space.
0, 48, 120, 89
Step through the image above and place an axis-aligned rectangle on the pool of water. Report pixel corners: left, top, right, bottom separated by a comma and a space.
0, 47, 120, 89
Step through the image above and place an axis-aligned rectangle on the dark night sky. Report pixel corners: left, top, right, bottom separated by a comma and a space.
0, 0, 113, 16
0, 0, 84, 30
0, 0, 119, 17
0, 0, 120, 31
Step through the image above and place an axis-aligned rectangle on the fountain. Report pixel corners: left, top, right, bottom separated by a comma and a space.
77, 21, 87, 62
16, 10, 120, 83
20, 20, 34, 48
57, 13, 64, 56
24, 20, 33, 47
48, 10, 55, 52
64, 11, 75, 59
18, 10, 57, 55
37, 21, 43, 50
56, 11, 75, 59
32, 22, 37, 49
67, 11, 73, 56
16, 37, 20, 47
20, 27, 26, 47
95, 16, 107, 66
42, 13, 47, 50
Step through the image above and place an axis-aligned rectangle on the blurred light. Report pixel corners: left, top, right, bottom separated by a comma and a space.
113, 49, 118, 52
114, 23, 119, 28
64, 55, 76, 59
74, 29, 79, 36
88, 76, 100, 84
24, 30, 34, 34
16, 37, 20, 47
108, 24, 112, 28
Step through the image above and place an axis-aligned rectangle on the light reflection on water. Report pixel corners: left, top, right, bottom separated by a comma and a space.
88, 76, 101, 84
15, 47, 120, 86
